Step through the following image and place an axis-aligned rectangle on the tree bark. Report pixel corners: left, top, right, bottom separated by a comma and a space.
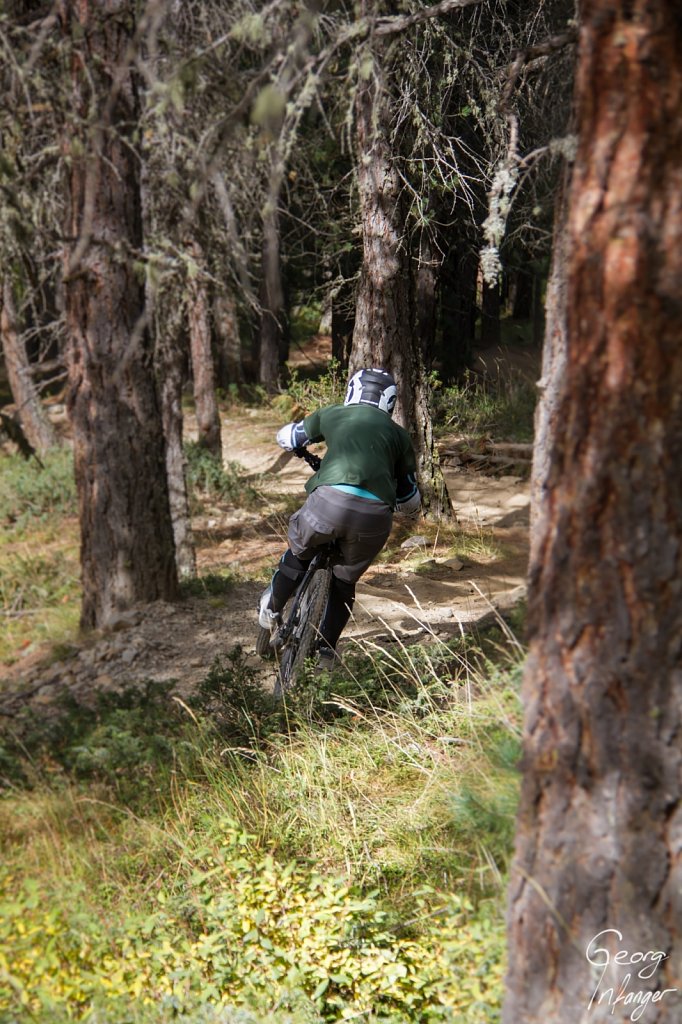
187, 240, 222, 458
349, 29, 451, 518
529, 164, 570, 567
60, 0, 177, 629
258, 177, 286, 393
504, 3, 682, 1020
156, 304, 196, 580
1, 277, 57, 454
214, 291, 244, 387
415, 227, 438, 367
480, 275, 501, 347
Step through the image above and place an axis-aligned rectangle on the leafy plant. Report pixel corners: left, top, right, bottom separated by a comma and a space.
184, 443, 260, 508
0, 681, 197, 799
191, 647, 283, 747
280, 358, 346, 416
0, 828, 506, 1022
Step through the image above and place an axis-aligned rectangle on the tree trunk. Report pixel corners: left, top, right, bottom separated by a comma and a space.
187, 241, 222, 458
214, 291, 244, 387
415, 227, 438, 367
60, 0, 177, 629
1, 277, 57, 454
156, 305, 196, 580
258, 182, 286, 393
504, 4, 682, 1021
532, 272, 545, 347
529, 165, 570, 566
480, 275, 501, 347
331, 285, 354, 369
349, 31, 451, 519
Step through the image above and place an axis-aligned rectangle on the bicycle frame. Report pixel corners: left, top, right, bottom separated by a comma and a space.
272, 543, 336, 651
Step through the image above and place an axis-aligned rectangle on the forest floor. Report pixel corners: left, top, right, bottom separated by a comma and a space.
0, 399, 531, 715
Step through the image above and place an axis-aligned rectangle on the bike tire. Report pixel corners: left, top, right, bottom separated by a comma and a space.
255, 625, 274, 658
274, 568, 331, 698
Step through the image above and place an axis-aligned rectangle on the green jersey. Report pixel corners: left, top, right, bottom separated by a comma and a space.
302, 404, 417, 507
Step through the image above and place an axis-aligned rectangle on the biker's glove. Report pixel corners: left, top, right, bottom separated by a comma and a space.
276, 421, 309, 451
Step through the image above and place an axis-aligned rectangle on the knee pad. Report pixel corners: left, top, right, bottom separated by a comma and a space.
277, 549, 310, 583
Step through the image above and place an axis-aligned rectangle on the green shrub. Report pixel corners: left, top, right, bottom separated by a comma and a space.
0, 681, 197, 798
281, 358, 346, 416
0, 827, 506, 1023
184, 443, 260, 508
0, 448, 76, 529
191, 647, 284, 747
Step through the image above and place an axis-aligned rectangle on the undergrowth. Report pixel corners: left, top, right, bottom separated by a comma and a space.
0, 627, 522, 1023
273, 358, 346, 420
0, 448, 76, 533
184, 442, 261, 509
433, 370, 536, 442
0, 449, 81, 663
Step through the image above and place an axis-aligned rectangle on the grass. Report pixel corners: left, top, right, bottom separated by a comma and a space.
0, 447, 77, 532
0, 448, 82, 664
433, 370, 536, 443
377, 517, 506, 569
0, 627, 522, 1022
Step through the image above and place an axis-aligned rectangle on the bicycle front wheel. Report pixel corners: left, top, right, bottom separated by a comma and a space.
275, 568, 331, 697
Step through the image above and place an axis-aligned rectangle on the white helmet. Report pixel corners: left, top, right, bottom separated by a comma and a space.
344, 368, 397, 416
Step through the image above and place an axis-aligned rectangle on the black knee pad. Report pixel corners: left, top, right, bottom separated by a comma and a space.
271, 549, 311, 611
278, 550, 310, 582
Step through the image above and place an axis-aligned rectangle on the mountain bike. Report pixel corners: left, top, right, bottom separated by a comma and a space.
256, 447, 337, 697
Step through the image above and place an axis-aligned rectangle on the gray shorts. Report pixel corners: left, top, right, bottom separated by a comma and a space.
288, 485, 393, 584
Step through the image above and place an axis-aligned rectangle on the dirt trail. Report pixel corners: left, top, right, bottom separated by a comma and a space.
0, 411, 529, 711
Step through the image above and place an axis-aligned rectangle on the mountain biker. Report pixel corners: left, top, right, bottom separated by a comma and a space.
258, 367, 421, 670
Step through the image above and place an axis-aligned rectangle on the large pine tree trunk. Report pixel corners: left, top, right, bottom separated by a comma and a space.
349, 32, 450, 518
187, 241, 222, 458
1, 278, 57, 454
504, 3, 682, 1020
60, 0, 177, 628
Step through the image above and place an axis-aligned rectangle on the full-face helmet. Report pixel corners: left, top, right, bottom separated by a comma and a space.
344, 368, 397, 416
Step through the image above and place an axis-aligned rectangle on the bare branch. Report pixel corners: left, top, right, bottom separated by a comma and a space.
500, 27, 578, 111
375, 0, 483, 37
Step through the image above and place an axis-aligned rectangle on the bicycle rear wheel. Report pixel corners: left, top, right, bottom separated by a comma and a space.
275, 568, 331, 698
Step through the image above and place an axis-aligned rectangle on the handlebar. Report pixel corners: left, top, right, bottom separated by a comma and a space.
292, 447, 322, 472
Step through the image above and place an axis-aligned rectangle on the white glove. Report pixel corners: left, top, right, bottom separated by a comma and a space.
277, 422, 309, 451
276, 423, 297, 450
